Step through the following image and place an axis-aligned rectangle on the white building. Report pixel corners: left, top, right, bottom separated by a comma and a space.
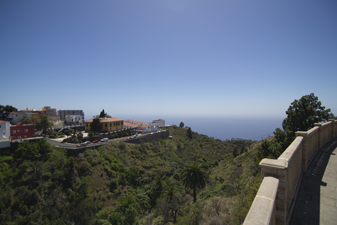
8, 111, 33, 123
0, 120, 10, 148
0, 120, 10, 140
143, 124, 158, 133
152, 119, 165, 128
65, 115, 83, 124
58, 110, 85, 122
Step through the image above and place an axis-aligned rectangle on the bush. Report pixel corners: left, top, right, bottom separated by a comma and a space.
118, 142, 126, 150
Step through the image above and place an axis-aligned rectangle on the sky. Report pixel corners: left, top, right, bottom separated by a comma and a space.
1, 0, 337, 121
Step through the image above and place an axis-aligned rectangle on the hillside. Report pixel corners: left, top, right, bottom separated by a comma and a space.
0, 126, 263, 225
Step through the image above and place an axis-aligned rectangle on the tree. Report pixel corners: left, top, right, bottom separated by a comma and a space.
152, 175, 164, 200
99, 109, 107, 118
259, 93, 332, 161
36, 115, 53, 135
179, 122, 184, 128
77, 131, 83, 143
232, 146, 238, 158
0, 105, 17, 112
19, 115, 35, 124
163, 184, 180, 223
186, 127, 193, 139
282, 93, 331, 140
91, 118, 102, 133
88, 131, 94, 139
64, 129, 72, 138
240, 145, 246, 155
181, 162, 209, 203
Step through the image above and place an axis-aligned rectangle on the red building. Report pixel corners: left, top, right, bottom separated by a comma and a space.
10, 123, 35, 141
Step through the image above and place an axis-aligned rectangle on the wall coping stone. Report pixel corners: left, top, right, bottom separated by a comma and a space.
260, 158, 287, 170
244, 177, 279, 225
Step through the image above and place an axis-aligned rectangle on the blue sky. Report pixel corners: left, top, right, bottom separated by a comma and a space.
1, 0, 337, 121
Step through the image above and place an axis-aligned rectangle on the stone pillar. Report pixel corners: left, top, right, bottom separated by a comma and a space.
260, 159, 287, 225
314, 123, 322, 149
296, 131, 308, 173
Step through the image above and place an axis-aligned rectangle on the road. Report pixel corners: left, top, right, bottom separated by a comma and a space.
45, 134, 145, 149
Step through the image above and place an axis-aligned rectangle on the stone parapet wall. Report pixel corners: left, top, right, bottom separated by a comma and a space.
243, 120, 337, 225
244, 176, 279, 225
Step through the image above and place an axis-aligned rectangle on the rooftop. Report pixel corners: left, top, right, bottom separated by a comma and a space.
85, 118, 123, 123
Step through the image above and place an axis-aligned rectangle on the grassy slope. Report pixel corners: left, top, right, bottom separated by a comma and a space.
84, 126, 262, 224
0, 126, 264, 225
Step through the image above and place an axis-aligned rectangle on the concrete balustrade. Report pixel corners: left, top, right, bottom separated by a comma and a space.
243, 177, 279, 225
243, 120, 337, 225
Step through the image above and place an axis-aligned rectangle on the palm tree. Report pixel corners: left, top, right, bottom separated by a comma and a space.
181, 162, 209, 203
36, 115, 53, 135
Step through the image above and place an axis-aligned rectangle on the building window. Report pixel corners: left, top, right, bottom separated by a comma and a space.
17, 130, 20, 132
24, 129, 28, 132
105, 123, 107, 127
18, 136, 21, 139
12, 130, 16, 134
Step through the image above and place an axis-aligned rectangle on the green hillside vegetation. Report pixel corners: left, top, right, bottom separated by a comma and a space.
0, 126, 263, 225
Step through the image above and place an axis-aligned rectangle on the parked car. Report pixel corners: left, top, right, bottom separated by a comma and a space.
76, 143, 86, 147
84, 141, 90, 145
100, 138, 108, 142
92, 140, 99, 143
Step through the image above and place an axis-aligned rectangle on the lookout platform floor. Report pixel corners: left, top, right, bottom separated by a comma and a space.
290, 139, 337, 225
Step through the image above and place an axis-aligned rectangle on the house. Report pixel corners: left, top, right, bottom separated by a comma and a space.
124, 119, 158, 134
65, 115, 83, 124
8, 110, 33, 123
10, 123, 35, 141
31, 110, 46, 121
0, 120, 11, 148
48, 115, 61, 125
42, 106, 57, 116
152, 119, 165, 128
85, 118, 124, 132
0, 120, 10, 140
58, 110, 85, 122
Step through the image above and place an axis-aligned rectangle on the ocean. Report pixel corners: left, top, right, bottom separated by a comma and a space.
91, 115, 284, 141
163, 117, 284, 141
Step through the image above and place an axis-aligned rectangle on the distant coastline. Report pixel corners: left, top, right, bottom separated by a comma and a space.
86, 114, 283, 141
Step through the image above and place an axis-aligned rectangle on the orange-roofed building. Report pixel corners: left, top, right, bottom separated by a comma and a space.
85, 118, 124, 132
124, 119, 158, 133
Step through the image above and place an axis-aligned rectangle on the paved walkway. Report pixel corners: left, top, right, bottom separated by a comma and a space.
290, 139, 337, 225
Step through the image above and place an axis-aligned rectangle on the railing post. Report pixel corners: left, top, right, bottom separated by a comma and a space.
329, 119, 336, 138
333, 120, 337, 138
295, 131, 307, 173
314, 123, 322, 149
260, 159, 287, 225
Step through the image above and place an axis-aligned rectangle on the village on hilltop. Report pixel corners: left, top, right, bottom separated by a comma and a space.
0, 105, 165, 148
